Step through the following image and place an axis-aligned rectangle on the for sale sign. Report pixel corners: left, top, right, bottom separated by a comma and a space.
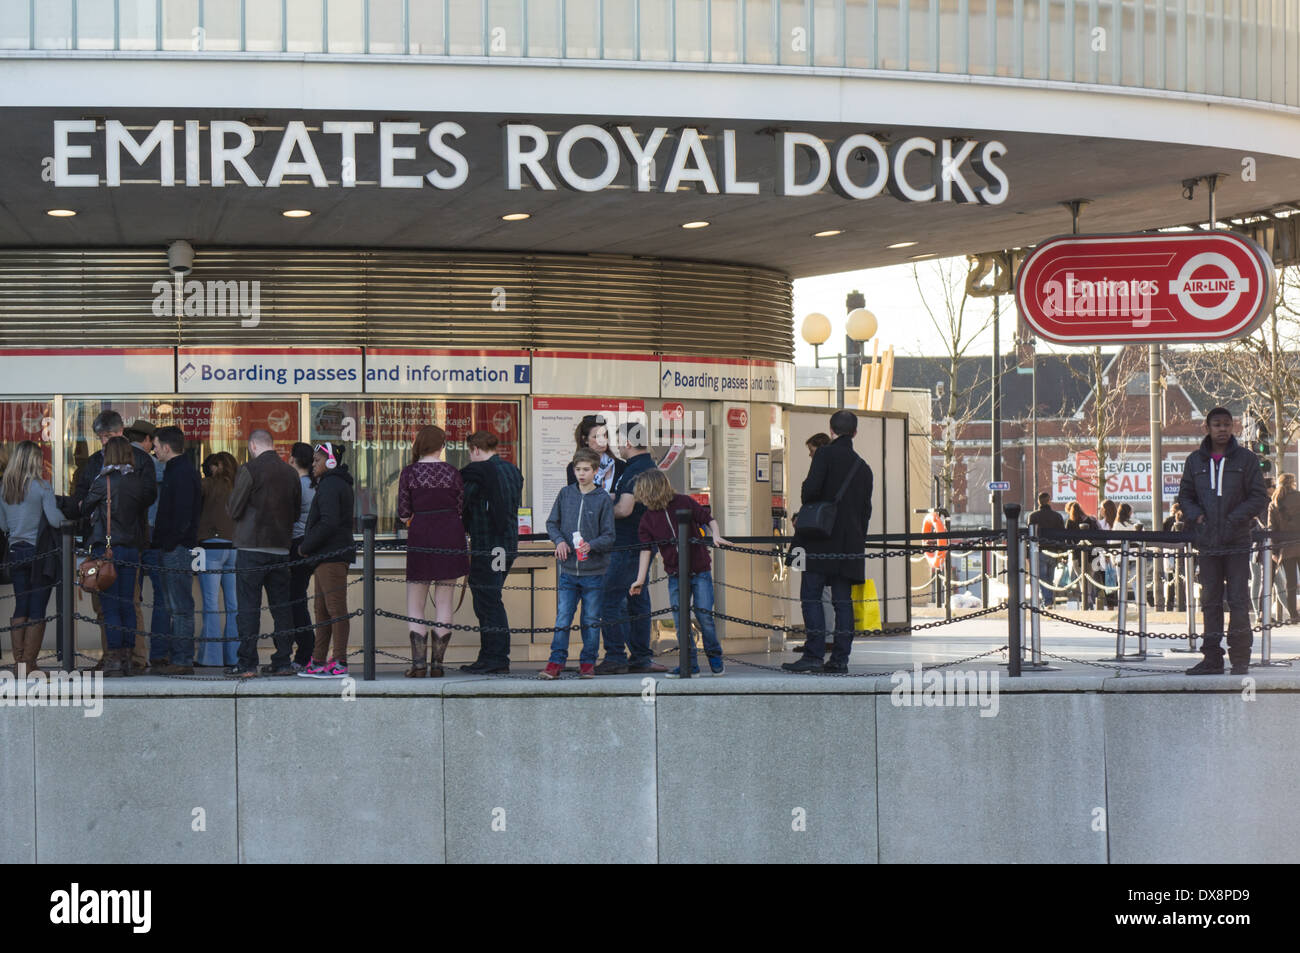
1016, 232, 1275, 344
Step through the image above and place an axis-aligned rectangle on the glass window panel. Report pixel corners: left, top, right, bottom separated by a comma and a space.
1075, 0, 1094, 82
162, 0, 199, 49
967, 0, 991, 72
309, 399, 522, 534
1023, 0, 1045, 77
1220, 0, 1238, 96
711, 0, 741, 60
566, 0, 599, 56
780, 0, 810, 64
527, 0, 561, 54
845, 0, 875, 66
34, 0, 72, 49
677, 0, 708, 60
908, 0, 930, 69
639, 0, 670, 57
369, 0, 405, 51
449, 0, 483, 54
1202, 0, 1223, 93
75, 0, 114, 49
1185, 0, 1203, 92
1272, 0, 1286, 102
1121, 0, 1140, 84
1046, 0, 1068, 78
996, 0, 1015, 74
876, 0, 902, 67
203, 0, 243, 51
486, 0, 524, 54
287, 0, 324, 52
0, 402, 56, 482
1165, 0, 1183, 90
328, 0, 365, 51
744, 0, 777, 61
937, 0, 964, 72
1289, 0, 1299, 105
812, 0, 841, 64
604, 0, 636, 58
63, 399, 303, 495
411, 0, 446, 52
0, 0, 30, 49
246, 0, 283, 50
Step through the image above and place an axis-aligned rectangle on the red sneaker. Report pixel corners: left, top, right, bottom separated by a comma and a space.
579, 663, 595, 679
538, 662, 563, 680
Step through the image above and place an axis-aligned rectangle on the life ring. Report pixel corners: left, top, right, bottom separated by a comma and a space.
922, 511, 948, 569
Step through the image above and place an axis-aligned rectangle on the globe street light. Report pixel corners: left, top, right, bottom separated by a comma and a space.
801, 307, 876, 409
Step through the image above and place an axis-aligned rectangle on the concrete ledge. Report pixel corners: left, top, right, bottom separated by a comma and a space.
442, 696, 657, 863
33, 699, 238, 863
0, 707, 35, 863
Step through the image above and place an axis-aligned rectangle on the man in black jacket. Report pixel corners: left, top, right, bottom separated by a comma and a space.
1177, 407, 1270, 675
784, 410, 873, 674
459, 431, 524, 674
1027, 492, 1066, 606
151, 426, 201, 674
226, 430, 301, 678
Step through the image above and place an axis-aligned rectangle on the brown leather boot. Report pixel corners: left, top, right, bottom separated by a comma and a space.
430, 630, 452, 678
405, 632, 428, 678
102, 647, 126, 678
25, 619, 46, 674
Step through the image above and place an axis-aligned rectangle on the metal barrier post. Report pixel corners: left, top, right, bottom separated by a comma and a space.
1026, 526, 1051, 670
1005, 504, 1022, 678
1115, 541, 1129, 658
362, 514, 376, 681
1186, 544, 1198, 651
1136, 546, 1149, 658
981, 547, 989, 609
1155, 547, 1167, 611
676, 509, 693, 678
1258, 534, 1290, 667
61, 520, 75, 673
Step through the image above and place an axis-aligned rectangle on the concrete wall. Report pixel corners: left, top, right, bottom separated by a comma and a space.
3, 673, 1298, 863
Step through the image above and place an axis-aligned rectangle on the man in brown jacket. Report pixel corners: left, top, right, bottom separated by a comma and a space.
225, 429, 301, 678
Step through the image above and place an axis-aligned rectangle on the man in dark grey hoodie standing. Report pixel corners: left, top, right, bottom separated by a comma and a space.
1177, 407, 1269, 675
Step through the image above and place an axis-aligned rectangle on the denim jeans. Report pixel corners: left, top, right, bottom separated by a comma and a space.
97, 544, 139, 650
666, 571, 722, 663
157, 545, 196, 666
7, 542, 52, 619
549, 571, 604, 666
289, 538, 315, 666
235, 550, 295, 670
1037, 552, 1056, 606
469, 554, 511, 667
600, 549, 652, 665
799, 570, 855, 664
140, 547, 173, 659
197, 545, 239, 666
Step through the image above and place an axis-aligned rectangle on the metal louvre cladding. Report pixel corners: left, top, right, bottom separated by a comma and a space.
0, 249, 793, 359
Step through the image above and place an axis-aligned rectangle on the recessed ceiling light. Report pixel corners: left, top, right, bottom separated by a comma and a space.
282, 209, 312, 218
888, 241, 918, 249
909, 252, 936, 259
501, 212, 531, 221
813, 229, 843, 238
46, 209, 77, 217
681, 221, 710, 229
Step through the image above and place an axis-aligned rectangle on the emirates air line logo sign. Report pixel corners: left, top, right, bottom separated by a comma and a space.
1015, 232, 1275, 345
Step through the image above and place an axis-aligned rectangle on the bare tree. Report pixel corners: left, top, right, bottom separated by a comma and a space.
907, 258, 995, 511
1180, 264, 1300, 475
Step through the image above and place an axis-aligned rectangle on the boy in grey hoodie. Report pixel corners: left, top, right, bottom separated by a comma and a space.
541, 448, 615, 679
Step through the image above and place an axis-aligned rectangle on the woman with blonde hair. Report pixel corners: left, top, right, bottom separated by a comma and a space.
0, 441, 62, 672
1268, 473, 1300, 622
397, 425, 468, 677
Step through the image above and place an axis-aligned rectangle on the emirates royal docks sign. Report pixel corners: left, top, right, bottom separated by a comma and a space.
1015, 232, 1275, 345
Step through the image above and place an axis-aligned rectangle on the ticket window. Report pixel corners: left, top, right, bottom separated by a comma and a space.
309, 398, 523, 536
0, 400, 56, 482
62, 397, 302, 490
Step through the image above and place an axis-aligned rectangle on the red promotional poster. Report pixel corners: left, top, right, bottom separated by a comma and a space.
1074, 450, 1100, 517
0, 401, 55, 475
1016, 232, 1275, 345
311, 399, 520, 464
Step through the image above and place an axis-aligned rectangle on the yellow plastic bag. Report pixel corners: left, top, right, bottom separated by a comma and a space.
853, 579, 882, 632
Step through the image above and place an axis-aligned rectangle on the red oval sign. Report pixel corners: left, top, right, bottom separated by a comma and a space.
1015, 232, 1275, 345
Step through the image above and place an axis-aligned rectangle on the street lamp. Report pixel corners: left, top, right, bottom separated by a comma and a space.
802, 309, 876, 409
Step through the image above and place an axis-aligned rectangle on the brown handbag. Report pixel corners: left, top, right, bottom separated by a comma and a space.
78, 471, 117, 594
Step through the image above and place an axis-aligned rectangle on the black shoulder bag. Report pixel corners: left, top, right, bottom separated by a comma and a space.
794, 457, 864, 540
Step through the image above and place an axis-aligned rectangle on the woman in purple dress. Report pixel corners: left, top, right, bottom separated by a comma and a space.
398, 425, 468, 677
